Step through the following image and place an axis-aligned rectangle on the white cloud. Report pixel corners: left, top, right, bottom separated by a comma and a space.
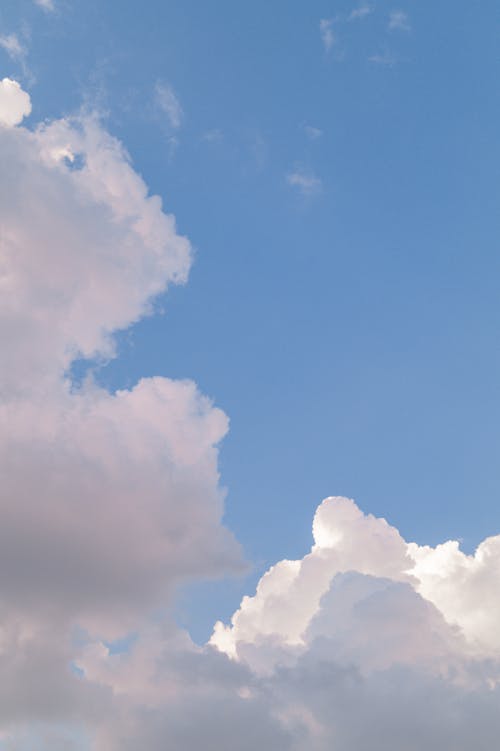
203, 497, 500, 747
319, 19, 335, 52
348, 4, 373, 21
0, 81, 242, 741
155, 81, 183, 130
0, 34, 26, 62
212, 496, 500, 665
68, 497, 500, 750
0, 78, 31, 126
389, 10, 411, 31
287, 169, 322, 196
0, 86, 242, 622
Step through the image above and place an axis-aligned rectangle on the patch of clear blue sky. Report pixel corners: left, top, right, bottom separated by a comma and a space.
1, 0, 499, 640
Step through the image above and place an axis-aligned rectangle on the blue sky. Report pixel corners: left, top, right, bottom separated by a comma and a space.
2, 9, 500, 750
2, 0, 498, 642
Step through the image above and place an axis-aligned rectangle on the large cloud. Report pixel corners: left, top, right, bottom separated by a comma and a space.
78, 499, 500, 751
211, 496, 500, 664
0, 109, 191, 396
0, 81, 242, 741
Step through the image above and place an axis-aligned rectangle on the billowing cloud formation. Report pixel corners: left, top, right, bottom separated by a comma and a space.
4, 81, 500, 751
73, 497, 500, 750
0, 81, 241, 743
212, 496, 500, 663
0, 78, 31, 127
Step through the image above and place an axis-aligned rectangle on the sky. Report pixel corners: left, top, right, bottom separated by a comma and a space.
0, 1, 500, 749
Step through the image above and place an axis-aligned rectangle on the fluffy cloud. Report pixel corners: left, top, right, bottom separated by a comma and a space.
204, 497, 500, 748
70, 498, 500, 751
0, 78, 31, 127
0, 112, 195, 395
211, 496, 500, 665
0, 81, 242, 742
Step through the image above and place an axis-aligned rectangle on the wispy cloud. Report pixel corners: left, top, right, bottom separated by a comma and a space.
388, 10, 411, 31
369, 50, 397, 66
201, 128, 224, 143
348, 4, 373, 21
34, 0, 55, 10
320, 18, 336, 52
304, 125, 323, 140
287, 168, 322, 196
155, 82, 183, 130
0, 33, 26, 62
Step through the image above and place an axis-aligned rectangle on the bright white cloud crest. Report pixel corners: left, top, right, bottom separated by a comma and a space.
3, 82, 500, 750
212, 496, 500, 664
0, 77, 31, 126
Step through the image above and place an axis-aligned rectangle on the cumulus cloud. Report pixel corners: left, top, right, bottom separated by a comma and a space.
204, 497, 500, 747
0, 78, 31, 126
70, 497, 500, 750
0, 81, 242, 743
212, 496, 500, 666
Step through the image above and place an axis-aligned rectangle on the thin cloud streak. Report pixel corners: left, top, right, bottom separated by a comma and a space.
320, 18, 335, 52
